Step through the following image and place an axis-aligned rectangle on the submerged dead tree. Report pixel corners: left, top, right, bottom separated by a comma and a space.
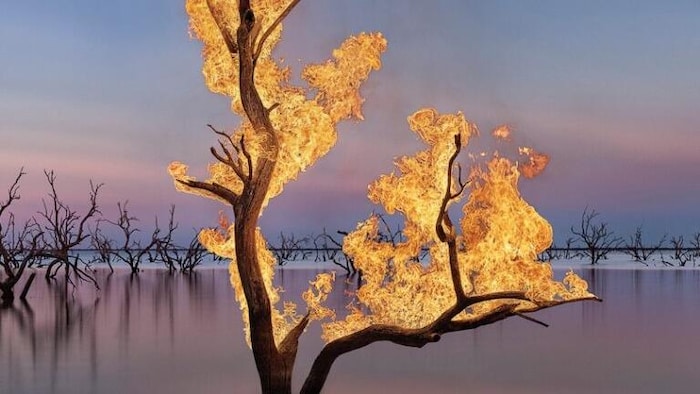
170, 1, 598, 393
36, 171, 101, 288
571, 208, 622, 265
0, 170, 42, 306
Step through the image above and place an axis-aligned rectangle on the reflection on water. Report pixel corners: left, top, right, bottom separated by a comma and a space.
1, 268, 699, 393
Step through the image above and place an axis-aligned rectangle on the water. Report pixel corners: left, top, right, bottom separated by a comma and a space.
1, 267, 699, 393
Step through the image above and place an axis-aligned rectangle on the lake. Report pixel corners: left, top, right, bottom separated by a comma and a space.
1, 266, 699, 393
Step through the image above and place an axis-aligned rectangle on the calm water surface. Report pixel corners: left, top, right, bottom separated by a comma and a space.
1, 267, 699, 393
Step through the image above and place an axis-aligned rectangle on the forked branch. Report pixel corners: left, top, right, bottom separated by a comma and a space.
207, 124, 251, 183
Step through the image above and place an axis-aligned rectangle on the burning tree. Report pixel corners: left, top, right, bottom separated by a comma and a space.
170, 1, 598, 392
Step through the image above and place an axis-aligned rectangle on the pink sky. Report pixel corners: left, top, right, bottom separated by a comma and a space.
2, 1, 699, 244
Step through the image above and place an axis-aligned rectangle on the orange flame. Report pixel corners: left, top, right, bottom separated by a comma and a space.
492, 124, 511, 140
173, 0, 386, 346
321, 109, 591, 342
518, 146, 550, 178
173, 1, 593, 348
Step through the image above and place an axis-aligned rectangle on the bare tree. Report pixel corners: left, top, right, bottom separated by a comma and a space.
106, 201, 160, 275
570, 208, 622, 265
174, 233, 209, 273
35, 170, 101, 289
269, 232, 311, 265
315, 229, 356, 275
624, 226, 666, 266
537, 242, 561, 262
150, 206, 178, 272
669, 236, 693, 267
171, 2, 598, 393
690, 232, 700, 260
90, 223, 114, 272
0, 170, 43, 305
562, 237, 580, 259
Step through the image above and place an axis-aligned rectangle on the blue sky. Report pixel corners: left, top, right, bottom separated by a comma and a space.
2, 1, 699, 244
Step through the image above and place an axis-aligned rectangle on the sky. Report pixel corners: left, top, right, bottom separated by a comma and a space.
2, 0, 699, 245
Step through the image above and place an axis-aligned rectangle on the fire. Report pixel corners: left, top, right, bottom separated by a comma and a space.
518, 146, 550, 179
171, 0, 386, 346
322, 110, 591, 342
172, 0, 593, 349
492, 124, 511, 140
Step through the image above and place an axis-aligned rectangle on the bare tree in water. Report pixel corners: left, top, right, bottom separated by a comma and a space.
0, 169, 42, 306
171, 1, 599, 393
571, 208, 622, 265
35, 170, 101, 289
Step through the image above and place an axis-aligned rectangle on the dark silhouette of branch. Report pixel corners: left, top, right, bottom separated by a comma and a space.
570, 208, 622, 265
624, 225, 666, 265
0, 169, 44, 305
35, 170, 102, 290
105, 201, 160, 275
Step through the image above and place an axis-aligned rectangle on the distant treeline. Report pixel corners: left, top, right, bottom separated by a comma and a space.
2, 169, 699, 308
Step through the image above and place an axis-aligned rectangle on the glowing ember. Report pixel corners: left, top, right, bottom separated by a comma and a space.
492, 124, 512, 140
518, 146, 550, 178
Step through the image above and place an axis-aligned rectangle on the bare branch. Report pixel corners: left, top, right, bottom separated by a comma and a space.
253, 0, 301, 62
0, 168, 25, 217
207, 124, 250, 183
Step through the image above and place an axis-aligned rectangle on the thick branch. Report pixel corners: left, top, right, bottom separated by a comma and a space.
301, 290, 600, 393
278, 313, 310, 357
177, 179, 239, 206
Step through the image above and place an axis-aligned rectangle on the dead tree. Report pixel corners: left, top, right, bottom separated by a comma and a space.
175, 233, 209, 273
0, 170, 43, 305
35, 170, 101, 289
90, 223, 114, 272
145, 207, 208, 273
315, 229, 356, 275
172, 2, 598, 393
537, 242, 560, 262
270, 232, 311, 265
690, 232, 700, 260
669, 236, 693, 267
624, 226, 666, 265
570, 208, 622, 265
106, 201, 160, 275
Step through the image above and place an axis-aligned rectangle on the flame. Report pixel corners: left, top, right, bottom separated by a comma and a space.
174, 1, 387, 210
518, 146, 550, 178
322, 109, 592, 342
173, 0, 386, 346
174, 2, 593, 348
492, 124, 511, 140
